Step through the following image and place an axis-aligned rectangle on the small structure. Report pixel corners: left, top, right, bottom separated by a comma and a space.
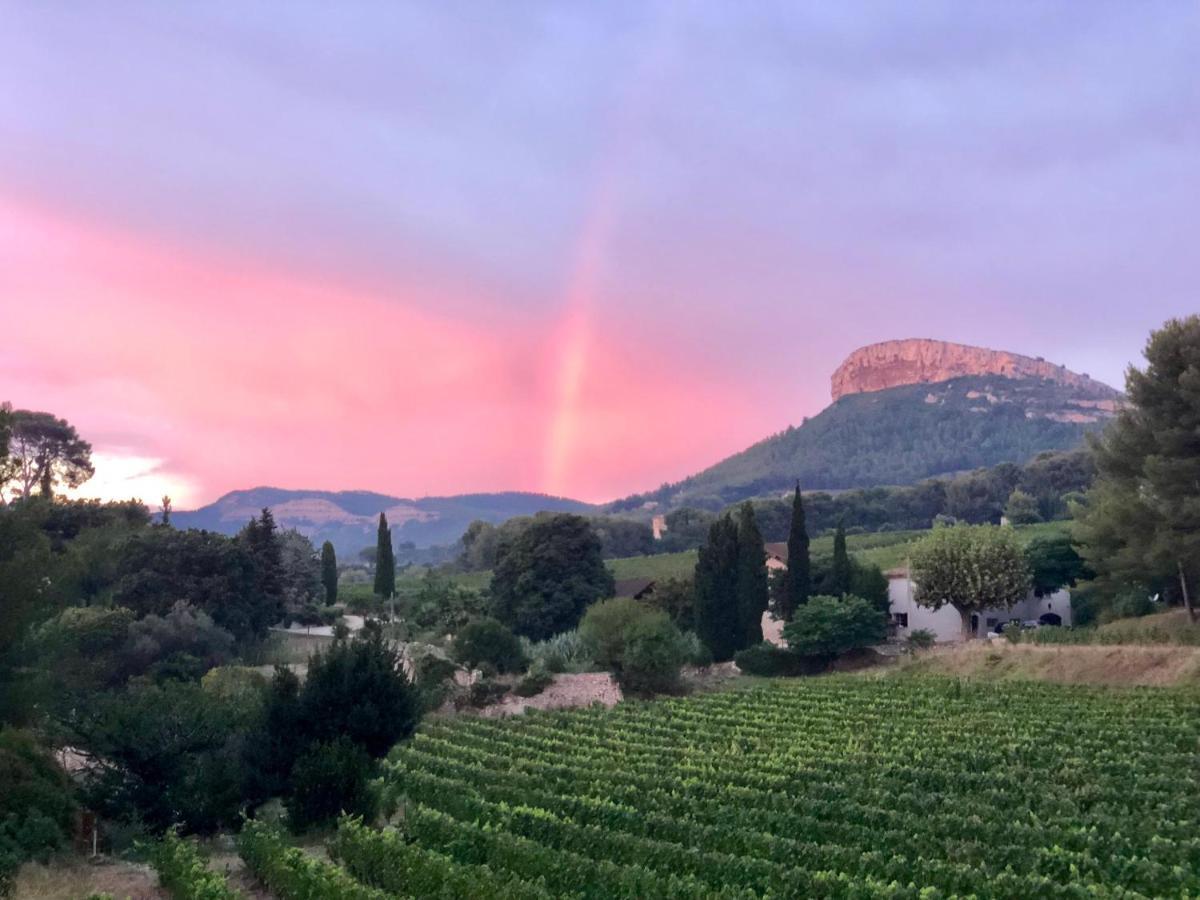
885, 566, 1072, 641
763, 542, 789, 573
613, 578, 657, 600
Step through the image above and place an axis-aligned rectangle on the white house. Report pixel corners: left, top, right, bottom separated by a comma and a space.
885, 566, 1072, 641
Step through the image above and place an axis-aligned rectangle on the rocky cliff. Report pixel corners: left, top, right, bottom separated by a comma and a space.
831, 339, 1120, 403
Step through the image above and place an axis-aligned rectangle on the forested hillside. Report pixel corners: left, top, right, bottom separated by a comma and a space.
614, 375, 1114, 511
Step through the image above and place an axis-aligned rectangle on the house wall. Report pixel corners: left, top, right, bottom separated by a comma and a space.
887, 577, 1072, 641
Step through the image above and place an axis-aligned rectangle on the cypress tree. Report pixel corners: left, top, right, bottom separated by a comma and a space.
693, 515, 741, 662
783, 482, 810, 619
734, 502, 768, 649
373, 513, 395, 600
321, 541, 338, 605
831, 519, 852, 597
242, 508, 284, 627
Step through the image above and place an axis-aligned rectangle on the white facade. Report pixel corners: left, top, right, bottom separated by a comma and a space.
887, 571, 1072, 642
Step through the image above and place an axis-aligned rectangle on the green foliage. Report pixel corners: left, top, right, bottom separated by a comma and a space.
733, 642, 825, 677
287, 738, 378, 832
239, 818, 390, 900
0, 408, 93, 499
452, 618, 527, 674
150, 829, 241, 900
463, 678, 509, 709
830, 522, 851, 596
782, 595, 887, 657
0, 727, 75, 889
578, 598, 648, 669
1004, 488, 1042, 524
488, 514, 613, 641
1025, 533, 1090, 597
734, 503, 768, 647
1075, 316, 1200, 621
692, 514, 740, 662
321, 540, 338, 604
780, 485, 810, 619
514, 662, 554, 698
521, 630, 593, 674
909, 524, 1032, 637
615, 614, 687, 696
373, 513, 395, 599
644, 576, 694, 630
905, 629, 937, 652
277, 528, 320, 612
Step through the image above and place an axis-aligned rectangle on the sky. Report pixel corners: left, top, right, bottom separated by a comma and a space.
2, 2, 1198, 508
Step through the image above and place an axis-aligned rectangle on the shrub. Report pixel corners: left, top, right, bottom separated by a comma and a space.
514, 662, 554, 698
905, 629, 937, 652
0, 728, 75, 871
678, 630, 713, 667
149, 829, 240, 900
1106, 591, 1157, 621
617, 615, 687, 696
414, 653, 458, 687
579, 598, 654, 669
287, 737, 378, 832
452, 618, 527, 674
522, 630, 593, 673
734, 643, 815, 677
782, 595, 887, 657
461, 678, 509, 709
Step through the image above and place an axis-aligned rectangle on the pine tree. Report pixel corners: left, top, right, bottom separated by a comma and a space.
831, 520, 851, 597
693, 515, 741, 662
242, 508, 284, 627
320, 541, 338, 605
782, 482, 810, 619
373, 513, 395, 600
734, 502, 768, 648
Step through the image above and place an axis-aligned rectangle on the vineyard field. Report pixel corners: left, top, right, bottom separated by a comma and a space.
241, 678, 1200, 898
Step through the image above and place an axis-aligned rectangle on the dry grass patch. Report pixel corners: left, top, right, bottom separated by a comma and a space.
14, 856, 164, 900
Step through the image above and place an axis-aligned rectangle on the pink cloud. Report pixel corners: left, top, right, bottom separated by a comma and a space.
1, 197, 785, 506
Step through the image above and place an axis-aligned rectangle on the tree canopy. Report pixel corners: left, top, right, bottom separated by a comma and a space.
782, 595, 887, 657
780, 484, 810, 620
692, 514, 741, 662
0, 410, 94, 500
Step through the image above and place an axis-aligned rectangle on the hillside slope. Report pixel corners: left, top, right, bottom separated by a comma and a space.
173, 488, 594, 554
615, 374, 1115, 510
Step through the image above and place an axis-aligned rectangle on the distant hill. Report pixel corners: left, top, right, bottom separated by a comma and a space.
173, 488, 595, 554
612, 339, 1122, 511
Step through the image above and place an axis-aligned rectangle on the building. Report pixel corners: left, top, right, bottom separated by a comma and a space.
763, 542, 789, 573
613, 578, 657, 600
885, 566, 1072, 641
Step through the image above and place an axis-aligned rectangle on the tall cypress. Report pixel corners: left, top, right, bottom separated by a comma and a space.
243, 508, 284, 626
783, 483, 810, 619
320, 540, 338, 605
373, 513, 395, 600
831, 519, 852, 597
693, 514, 741, 662
734, 502, 768, 649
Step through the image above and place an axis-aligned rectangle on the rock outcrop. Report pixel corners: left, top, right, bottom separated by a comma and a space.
831, 339, 1120, 402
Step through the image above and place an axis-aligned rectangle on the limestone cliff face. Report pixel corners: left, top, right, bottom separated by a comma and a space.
831, 339, 1120, 403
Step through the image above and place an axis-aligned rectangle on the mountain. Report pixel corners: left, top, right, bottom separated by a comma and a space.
611, 339, 1122, 512
173, 488, 595, 555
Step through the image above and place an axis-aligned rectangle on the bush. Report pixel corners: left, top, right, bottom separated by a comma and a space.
782, 595, 887, 657
733, 643, 821, 677
461, 678, 509, 709
578, 598, 653, 668
149, 829, 240, 900
286, 737, 378, 832
452, 618, 527, 674
617, 614, 687, 696
0, 728, 75, 868
1106, 591, 1157, 621
514, 662, 554, 698
413, 653, 458, 687
522, 630, 593, 673
905, 629, 937, 652
678, 630, 713, 667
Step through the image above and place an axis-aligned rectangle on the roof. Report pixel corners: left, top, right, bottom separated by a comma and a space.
764, 542, 788, 563
885, 566, 910, 580
613, 578, 657, 599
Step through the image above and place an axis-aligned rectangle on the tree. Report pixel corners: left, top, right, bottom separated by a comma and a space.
373, 513, 395, 600
160, 496, 172, 526
909, 524, 1031, 639
0, 410, 93, 500
286, 737, 376, 832
1003, 489, 1041, 525
735, 502, 768, 648
782, 595, 887, 657
780, 483, 810, 619
830, 521, 852, 596
1075, 316, 1200, 622
488, 514, 613, 641
277, 529, 320, 611
241, 509, 284, 626
1025, 533, 1090, 597
320, 541, 338, 604
451, 618, 527, 674
692, 515, 741, 661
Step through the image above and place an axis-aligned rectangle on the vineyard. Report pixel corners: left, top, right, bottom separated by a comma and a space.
180, 678, 1199, 898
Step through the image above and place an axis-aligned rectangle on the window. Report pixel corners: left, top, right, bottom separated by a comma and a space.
891, 613, 909, 628
986, 618, 999, 629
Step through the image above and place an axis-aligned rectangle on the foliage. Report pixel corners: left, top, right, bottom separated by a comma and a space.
520, 630, 593, 674
644, 576, 694, 630
734, 503, 768, 647
829, 522, 852, 596
373, 513, 395, 599
514, 662, 554, 697
287, 737, 378, 832
782, 595, 887, 657
909, 524, 1032, 638
733, 642, 824, 677
578, 598, 650, 669
614, 613, 687, 695
0, 727, 75, 885
779, 485, 810, 619
692, 514, 741, 662
1025, 533, 1090, 597
0, 409, 93, 500
397, 569, 487, 637
149, 829, 241, 900
677, 630, 712, 667
806, 554, 889, 614
239, 509, 285, 626
1003, 488, 1042, 524
373, 678, 1200, 897
905, 629, 937, 651
1075, 316, 1200, 621
452, 618, 527, 674
239, 818, 389, 900
277, 528, 321, 611
321, 540, 338, 604
489, 514, 613, 641
463, 678, 510, 709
